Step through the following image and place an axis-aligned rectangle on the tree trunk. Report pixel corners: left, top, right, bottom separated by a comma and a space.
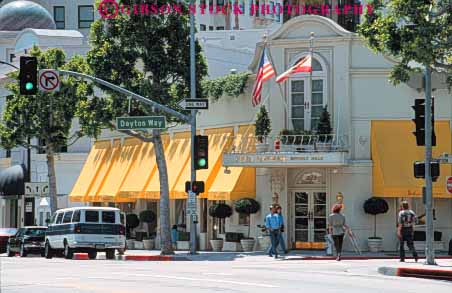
225, 1, 231, 30
234, 0, 239, 30
153, 131, 174, 255
45, 144, 58, 214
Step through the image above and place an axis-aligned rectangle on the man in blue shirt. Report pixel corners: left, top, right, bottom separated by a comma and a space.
276, 205, 288, 254
265, 204, 283, 258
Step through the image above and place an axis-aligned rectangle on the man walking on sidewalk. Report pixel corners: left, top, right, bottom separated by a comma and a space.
398, 201, 419, 262
265, 204, 283, 258
276, 205, 288, 254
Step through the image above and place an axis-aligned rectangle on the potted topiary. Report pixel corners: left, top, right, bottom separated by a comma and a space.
126, 213, 140, 250
234, 198, 260, 251
139, 210, 156, 250
255, 105, 271, 153
316, 106, 333, 149
208, 203, 233, 251
363, 197, 389, 252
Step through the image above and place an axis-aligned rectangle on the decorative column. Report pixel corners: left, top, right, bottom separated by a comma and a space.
271, 169, 284, 204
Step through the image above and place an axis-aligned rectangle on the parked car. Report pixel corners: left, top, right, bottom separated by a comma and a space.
44, 207, 126, 260
0, 228, 18, 253
6, 227, 47, 257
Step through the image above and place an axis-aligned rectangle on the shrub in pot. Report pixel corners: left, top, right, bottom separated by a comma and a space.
363, 197, 389, 252
255, 105, 271, 152
234, 198, 260, 251
316, 106, 333, 144
208, 203, 233, 251
126, 213, 140, 239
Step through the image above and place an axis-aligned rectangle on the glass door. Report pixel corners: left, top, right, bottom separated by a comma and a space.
294, 191, 327, 248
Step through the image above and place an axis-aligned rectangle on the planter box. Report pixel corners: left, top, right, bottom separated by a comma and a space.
255, 143, 269, 153
134, 241, 144, 250
367, 238, 383, 252
176, 241, 190, 250
222, 241, 242, 252
257, 236, 271, 251
210, 239, 223, 252
240, 238, 256, 252
126, 239, 135, 250
143, 239, 154, 250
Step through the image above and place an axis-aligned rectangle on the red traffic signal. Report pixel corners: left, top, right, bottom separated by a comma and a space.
185, 181, 205, 195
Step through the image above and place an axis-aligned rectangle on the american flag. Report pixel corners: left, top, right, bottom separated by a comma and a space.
252, 49, 275, 107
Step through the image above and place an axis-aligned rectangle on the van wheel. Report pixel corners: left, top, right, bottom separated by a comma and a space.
6, 243, 14, 257
106, 249, 115, 260
45, 241, 53, 259
64, 242, 74, 259
19, 243, 27, 257
88, 250, 97, 260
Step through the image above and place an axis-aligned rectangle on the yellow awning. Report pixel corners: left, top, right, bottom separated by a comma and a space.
141, 132, 191, 199
371, 120, 452, 198
207, 125, 256, 201
171, 127, 234, 199
207, 167, 256, 201
69, 140, 113, 202
96, 138, 142, 202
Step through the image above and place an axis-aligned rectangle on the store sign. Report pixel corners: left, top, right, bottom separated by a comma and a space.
223, 152, 347, 167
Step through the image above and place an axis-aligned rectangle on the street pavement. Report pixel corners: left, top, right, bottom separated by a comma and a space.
1, 253, 451, 292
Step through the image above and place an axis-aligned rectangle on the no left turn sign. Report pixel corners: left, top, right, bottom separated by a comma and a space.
39, 69, 60, 93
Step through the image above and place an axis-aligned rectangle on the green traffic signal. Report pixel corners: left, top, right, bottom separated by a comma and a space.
25, 82, 34, 91
197, 158, 207, 167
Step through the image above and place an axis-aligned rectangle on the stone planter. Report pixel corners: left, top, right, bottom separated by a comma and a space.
257, 235, 271, 251
210, 239, 224, 252
240, 238, 256, 252
255, 143, 269, 153
126, 239, 135, 250
143, 239, 154, 250
176, 241, 190, 250
368, 237, 383, 252
134, 241, 144, 250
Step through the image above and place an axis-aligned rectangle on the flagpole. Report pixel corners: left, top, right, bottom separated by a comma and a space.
264, 36, 289, 130
308, 32, 314, 131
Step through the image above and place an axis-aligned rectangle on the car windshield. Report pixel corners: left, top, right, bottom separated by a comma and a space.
0, 228, 18, 235
25, 229, 46, 237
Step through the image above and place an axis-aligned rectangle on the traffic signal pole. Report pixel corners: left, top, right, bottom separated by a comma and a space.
189, 0, 198, 255
424, 65, 436, 265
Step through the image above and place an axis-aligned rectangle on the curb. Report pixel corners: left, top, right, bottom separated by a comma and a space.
71, 253, 190, 261
379, 266, 452, 281
286, 256, 452, 261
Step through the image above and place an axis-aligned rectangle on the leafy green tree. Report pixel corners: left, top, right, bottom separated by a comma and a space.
87, 0, 207, 255
358, 0, 452, 86
0, 46, 100, 213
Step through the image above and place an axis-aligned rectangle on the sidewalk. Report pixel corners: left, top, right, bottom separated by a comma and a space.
378, 259, 452, 281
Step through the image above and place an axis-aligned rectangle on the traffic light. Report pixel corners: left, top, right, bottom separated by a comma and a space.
412, 98, 436, 146
413, 161, 440, 181
19, 56, 37, 95
194, 135, 208, 170
185, 181, 205, 195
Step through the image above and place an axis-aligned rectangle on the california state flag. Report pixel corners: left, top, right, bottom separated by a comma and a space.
275, 55, 312, 84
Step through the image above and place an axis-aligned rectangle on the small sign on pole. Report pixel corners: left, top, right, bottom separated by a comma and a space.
25, 182, 49, 196
39, 69, 60, 93
178, 99, 209, 110
187, 191, 197, 215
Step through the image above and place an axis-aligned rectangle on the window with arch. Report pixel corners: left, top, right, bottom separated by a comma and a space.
289, 57, 327, 132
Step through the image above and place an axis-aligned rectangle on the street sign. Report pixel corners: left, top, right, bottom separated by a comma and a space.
39, 69, 60, 93
187, 191, 197, 215
178, 99, 209, 110
25, 182, 49, 196
116, 116, 166, 130
446, 177, 452, 194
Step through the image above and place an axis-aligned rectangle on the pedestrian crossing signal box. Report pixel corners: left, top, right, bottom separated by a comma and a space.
413, 161, 440, 182
185, 181, 205, 195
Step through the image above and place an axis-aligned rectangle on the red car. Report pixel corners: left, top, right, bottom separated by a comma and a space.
0, 228, 18, 253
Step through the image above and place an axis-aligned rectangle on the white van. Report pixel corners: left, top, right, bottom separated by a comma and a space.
44, 207, 126, 259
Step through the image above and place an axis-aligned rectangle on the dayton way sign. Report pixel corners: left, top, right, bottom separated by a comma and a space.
116, 116, 167, 130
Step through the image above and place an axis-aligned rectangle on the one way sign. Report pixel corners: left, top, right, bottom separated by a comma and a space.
178, 99, 209, 110
39, 69, 60, 93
